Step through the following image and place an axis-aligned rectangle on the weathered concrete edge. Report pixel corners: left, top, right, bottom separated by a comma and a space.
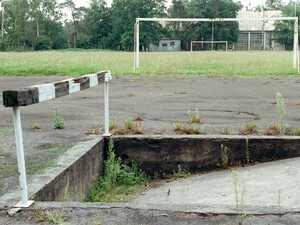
109, 134, 300, 176
28, 202, 300, 215
0, 136, 103, 209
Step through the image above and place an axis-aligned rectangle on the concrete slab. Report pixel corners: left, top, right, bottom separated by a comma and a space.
1, 75, 300, 223
131, 156, 300, 214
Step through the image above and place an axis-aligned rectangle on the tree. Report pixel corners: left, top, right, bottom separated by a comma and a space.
61, 0, 84, 48
109, 0, 167, 51
273, 1, 300, 48
265, 0, 283, 10
178, 0, 242, 50
81, 0, 111, 49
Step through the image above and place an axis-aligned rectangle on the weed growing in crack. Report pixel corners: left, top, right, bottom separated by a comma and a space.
53, 106, 64, 129
88, 140, 149, 202
276, 92, 286, 135
32, 206, 66, 224
290, 128, 300, 136
131, 122, 145, 134
32, 124, 41, 129
245, 138, 250, 164
123, 119, 134, 131
232, 171, 246, 225
217, 144, 230, 168
277, 189, 282, 215
239, 121, 257, 135
154, 126, 167, 134
85, 128, 101, 135
171, 122, 205, 135
133, 114, 144, 121
265, 122, 280, 136
109, 119, 119, 130
187, 108, 203, 124
221, 127, 232, 135
170, 165, 190, 181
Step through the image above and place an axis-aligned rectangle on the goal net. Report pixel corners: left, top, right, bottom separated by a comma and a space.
191, 41, 228, 51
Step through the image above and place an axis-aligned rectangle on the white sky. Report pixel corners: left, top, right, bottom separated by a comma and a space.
72, 0, 290, 8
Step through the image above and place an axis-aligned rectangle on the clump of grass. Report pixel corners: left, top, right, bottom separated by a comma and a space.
32, 206, 66, 224
290, 128, 300, 136
110, 119, 145, 135
187, 108, 203, 124
221, 127, 232, 135
133, 114, 144, 121
170, 165, 190, 181
85, 128, 101, 135
276, 92, 286, 135
123, 119, 134, 131
265, 122, 280, 136
154, 126, 167, 135
238, 121, 257, 135
131, 122, 145, 134
53, 106, 64, 129
171, 122, 205, 135
32, 124, 41, 129
88, 140, 149, 202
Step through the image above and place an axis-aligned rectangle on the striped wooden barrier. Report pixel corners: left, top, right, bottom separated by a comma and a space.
2, 70, 112, 207
3, 71, 111, 107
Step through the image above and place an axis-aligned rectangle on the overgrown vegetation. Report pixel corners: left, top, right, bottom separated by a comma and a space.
276, 92, 286, 135
245, 138, 250, 164
88, 140, 149, 202
53, 106, 65, 129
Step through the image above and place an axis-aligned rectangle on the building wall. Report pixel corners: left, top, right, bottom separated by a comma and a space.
234, 31, 285, 51
149, 40, 181, 52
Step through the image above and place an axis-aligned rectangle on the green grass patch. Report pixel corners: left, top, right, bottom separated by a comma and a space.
0, 143, 74, 179
0, 51, 298, 77
88, 140, 149, 202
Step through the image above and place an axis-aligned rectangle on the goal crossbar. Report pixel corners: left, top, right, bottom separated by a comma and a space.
134, 17, 299, 74
191, 41, 228, 51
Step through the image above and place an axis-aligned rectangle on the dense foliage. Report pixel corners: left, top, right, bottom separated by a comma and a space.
0, 0, 298, 51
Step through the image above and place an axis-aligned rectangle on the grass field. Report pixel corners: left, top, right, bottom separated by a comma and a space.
0, 50, 298, 77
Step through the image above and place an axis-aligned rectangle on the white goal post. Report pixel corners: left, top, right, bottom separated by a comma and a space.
191, 41, 228, 51
134, 17, 299, 74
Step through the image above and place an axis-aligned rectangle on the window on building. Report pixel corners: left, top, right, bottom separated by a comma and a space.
170, 42, 175, 46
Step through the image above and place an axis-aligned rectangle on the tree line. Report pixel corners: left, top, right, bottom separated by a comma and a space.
0, 0, 298, 51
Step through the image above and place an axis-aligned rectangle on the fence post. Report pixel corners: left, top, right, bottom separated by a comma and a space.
104, 71, 112, 136
12, 107, 34, 207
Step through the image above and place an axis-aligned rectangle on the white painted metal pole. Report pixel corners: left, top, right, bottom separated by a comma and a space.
293, 18, 298, 69
12, 107, 28, 205
104, 74, 110, 136
212, 22, 214, 51
226, 41, 228, 52
248, 32, 251, 51
136, 20, 140, 69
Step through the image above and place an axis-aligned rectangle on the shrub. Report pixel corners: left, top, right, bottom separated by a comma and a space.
34, 36, 52, 50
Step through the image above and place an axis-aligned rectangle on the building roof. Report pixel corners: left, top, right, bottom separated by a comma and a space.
237, 10, 282, 31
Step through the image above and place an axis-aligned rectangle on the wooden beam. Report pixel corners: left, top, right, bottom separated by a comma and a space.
3, 71, 110, 107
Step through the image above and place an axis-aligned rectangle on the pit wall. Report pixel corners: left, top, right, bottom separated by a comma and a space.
32, 137, 104, 202
31, 135, 300, 202
110, 135, 300, 175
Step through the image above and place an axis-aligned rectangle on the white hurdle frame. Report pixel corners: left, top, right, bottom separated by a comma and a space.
135, 17, 299, 73
4, 71, 112, 207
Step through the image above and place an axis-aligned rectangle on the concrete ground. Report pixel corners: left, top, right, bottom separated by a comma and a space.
1, 75, 300, 224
